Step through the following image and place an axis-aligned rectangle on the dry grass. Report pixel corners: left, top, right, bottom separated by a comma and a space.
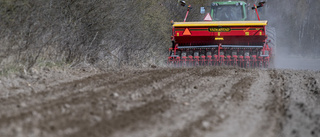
0, 0, 319, 74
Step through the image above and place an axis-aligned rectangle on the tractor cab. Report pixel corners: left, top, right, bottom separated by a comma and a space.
211, 1, 247, 21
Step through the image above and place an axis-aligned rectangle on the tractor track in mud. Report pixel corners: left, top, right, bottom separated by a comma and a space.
0, 67, 319, 137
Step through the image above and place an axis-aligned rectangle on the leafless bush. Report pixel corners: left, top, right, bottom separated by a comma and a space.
0, 0, 119, 69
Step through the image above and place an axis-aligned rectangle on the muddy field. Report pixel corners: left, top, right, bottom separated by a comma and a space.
0, 66, 319, 137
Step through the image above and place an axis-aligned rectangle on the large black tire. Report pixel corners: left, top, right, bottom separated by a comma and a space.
266, 27, 277, 68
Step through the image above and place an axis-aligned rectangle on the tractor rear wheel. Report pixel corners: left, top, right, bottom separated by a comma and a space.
266, 27, 277, 68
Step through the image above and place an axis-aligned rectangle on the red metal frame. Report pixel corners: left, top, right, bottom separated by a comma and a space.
168, 43, 271, 68
173, 26, 265, 46
254, 4, 261, 21
184, 5, 191, 22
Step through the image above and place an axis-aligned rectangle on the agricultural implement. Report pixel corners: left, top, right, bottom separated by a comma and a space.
168, 1, 275, 68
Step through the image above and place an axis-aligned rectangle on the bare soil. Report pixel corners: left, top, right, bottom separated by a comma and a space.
0, 67, 319, 137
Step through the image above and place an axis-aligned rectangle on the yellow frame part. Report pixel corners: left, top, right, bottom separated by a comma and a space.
173, 21, 268, 27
